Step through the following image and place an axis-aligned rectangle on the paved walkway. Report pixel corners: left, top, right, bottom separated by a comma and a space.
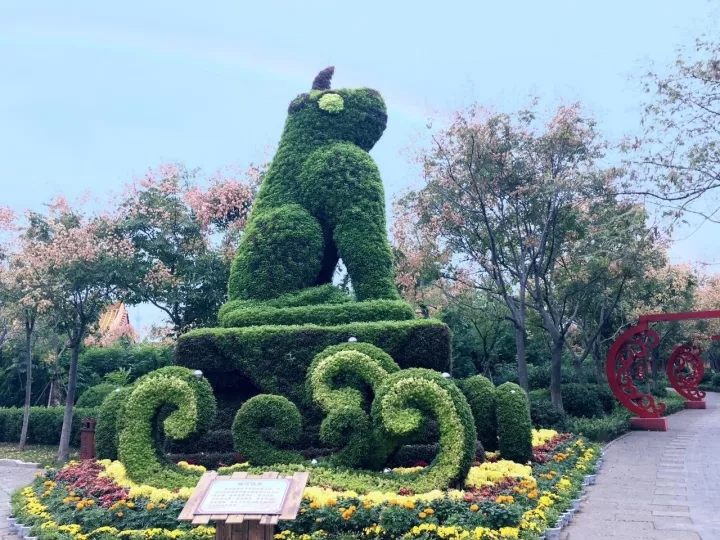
564, 392, 720, 540
0, 461, 38, 540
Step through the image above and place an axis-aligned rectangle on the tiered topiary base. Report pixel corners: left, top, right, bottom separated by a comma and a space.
175, 285, 451, 454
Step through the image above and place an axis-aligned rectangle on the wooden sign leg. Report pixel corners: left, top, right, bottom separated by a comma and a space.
215, 523, 231, 540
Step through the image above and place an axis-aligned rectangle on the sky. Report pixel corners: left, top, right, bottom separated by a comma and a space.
1, 0, 718, 332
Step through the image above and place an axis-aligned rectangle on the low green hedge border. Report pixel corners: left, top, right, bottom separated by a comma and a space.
0, 406, 98, 447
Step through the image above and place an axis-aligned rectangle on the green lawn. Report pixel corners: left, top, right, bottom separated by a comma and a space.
0, 443, 79, 467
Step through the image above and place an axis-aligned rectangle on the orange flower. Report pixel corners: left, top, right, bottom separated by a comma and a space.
470, 504, 479, 512
418, 512, 427, 519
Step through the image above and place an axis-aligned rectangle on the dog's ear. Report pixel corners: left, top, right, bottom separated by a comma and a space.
311, 66, 335, 91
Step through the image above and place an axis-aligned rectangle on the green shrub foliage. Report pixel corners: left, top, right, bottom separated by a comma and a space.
118, 376, 200, 488
176, 319, 451, 404
496, 382, 533, 463
79, 344, 173, 380
76, 383, 119, 408
528, 390, 568, 431
561, 383, 604, 419
94, 367, 216, 461
0, 406, 97, 447
227, 67, 397, 302
231, 395, 304, 466
229, 205, 324, 301
136, 366, 217, 437
307, 342, 400, 397
218, 284, 351, 320
95, 387, 134, 460
220, 299, 414, 328
457, 375, 498, 451
372, 369, 477, 490
308, 348, 399, 467
712, 372, 720, 388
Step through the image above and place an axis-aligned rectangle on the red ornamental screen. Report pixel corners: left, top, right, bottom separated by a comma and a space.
606, 310, 718, 418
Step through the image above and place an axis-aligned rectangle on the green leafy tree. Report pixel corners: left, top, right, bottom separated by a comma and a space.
117, 163, 259, 335
623, 33, 720, 222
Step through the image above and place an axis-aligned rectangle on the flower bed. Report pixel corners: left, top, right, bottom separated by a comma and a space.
11, 431, 599, 540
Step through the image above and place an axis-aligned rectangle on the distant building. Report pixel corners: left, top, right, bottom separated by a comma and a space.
89, 302, 137, 347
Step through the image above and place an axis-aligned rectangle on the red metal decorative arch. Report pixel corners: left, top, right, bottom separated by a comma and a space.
605, 322, 666, 419
666, 343, 706, 403
606, 310, 720, 430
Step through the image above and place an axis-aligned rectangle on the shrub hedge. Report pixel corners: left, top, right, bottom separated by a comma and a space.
135, 366, 217, 437
95, 367, 216, 461
231, 394, 304, 466
79, 344, 173, 380
308, 348, 398, 468
229, 204, 325, 301
528, 390, 568, 431
219, 284, 351, 320
713, 373, 720, 389
307, 343, 399, 400
561, 383, 604, 419
175, 318, 451, 406
118, 376, 199, 488
0, 406, 97, 447
495, 382, 533, 463
95, 387, 134, 460
76, 383, 120, 408
456, 375, 498, 451
570, 410, 631, 443
372, 368, 477, 490
220, 299, 414, 328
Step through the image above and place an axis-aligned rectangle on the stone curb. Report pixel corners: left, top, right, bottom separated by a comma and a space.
0, 459, 40, 469
601, 432, 632, 452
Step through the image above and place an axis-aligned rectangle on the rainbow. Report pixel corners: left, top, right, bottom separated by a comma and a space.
1, 22, 429, 122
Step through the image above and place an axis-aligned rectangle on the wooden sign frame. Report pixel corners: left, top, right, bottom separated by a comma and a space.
178, 471, 309, 540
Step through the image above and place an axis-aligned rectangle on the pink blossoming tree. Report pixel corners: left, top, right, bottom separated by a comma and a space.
18, 198, 134, 462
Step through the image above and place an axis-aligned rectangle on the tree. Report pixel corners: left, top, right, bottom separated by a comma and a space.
623, 34, 720, 222
0, 207, 17, 350
117, 163, 259, 335
556, 200, 664, 385
397, 101, 638, 402
396, 103, 549, 393
19, 197, 134, 462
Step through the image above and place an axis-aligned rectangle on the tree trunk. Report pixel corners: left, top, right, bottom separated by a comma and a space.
593, 339, 605, 385
56, 337, 80, 464
18, 315, 35, 451
48, 332, 65, 407
514, 326, 529, 393
550, 339, 564, 412
572, 355, 586, 384
650, 346, 660, 393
